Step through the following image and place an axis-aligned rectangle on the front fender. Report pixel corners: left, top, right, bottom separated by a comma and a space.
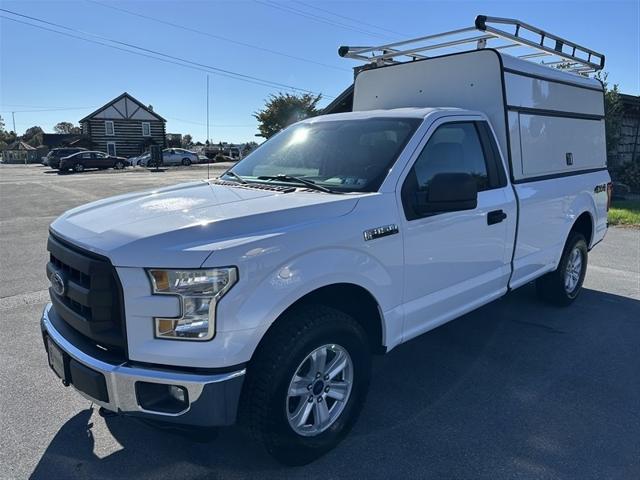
227, 247, 395, 331
214, 246, 401, 363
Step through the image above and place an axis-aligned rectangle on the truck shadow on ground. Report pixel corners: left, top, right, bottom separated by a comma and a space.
30, 286, 640, 479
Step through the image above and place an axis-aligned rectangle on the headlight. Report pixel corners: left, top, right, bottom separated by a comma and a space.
147, 268, 238, 341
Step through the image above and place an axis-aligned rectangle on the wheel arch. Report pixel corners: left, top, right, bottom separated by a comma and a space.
250, 283, 387, 361
570, 211, 594, 248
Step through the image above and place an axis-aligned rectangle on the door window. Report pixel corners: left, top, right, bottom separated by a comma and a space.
107, 142, 116, 156
402, 122, 490, 219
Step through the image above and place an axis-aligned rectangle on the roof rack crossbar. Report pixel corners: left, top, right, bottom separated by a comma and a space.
344, 27, 477, 58
371, 34, 497, 63
338, 14, 605, 74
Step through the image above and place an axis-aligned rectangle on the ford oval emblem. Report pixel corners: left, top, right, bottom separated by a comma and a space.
51, 272, 66, 296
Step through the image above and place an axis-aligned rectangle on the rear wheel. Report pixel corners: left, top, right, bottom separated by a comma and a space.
182, 158, 192, 166
240, 304, 371, 465
536, 232, 588, 306
73, 163, 84, 173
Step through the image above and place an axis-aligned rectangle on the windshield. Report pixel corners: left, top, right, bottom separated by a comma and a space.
225, 118, 421, 192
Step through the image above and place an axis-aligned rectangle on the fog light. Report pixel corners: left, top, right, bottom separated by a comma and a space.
168, 384, 186, 403
135, 382, 189, 414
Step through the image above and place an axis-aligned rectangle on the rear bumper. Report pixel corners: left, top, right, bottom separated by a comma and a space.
41, 303, 245, 426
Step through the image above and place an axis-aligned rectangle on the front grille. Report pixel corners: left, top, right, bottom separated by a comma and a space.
46, 233, 127, 360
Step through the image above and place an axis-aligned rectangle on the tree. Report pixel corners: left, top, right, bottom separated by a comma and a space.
182, 134, 193, 148
21, 126, 44, 147
0, 115, 17, 150
595, 72, 624, 156
53, 122, 81, 134
253, 92, 322, 139
242, 141, 259, 156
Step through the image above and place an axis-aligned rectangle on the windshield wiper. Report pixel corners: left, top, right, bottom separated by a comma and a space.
223, 171, 248, 184
257, 174, 335, 193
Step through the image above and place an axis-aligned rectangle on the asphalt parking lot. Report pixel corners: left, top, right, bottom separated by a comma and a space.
1, 164, 639, 479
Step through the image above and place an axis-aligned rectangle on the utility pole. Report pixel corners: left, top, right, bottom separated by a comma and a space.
206, 74, 210, 179
11, 111, 16, 132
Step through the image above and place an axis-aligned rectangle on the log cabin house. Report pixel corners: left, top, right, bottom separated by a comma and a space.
80, 93, 166, 158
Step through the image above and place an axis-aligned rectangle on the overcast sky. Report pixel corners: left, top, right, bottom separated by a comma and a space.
1, 0, 638, 143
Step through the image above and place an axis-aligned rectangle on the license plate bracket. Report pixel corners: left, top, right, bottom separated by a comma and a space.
47, 337, 68, 383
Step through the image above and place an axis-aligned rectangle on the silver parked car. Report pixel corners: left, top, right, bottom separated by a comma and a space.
137, 148, 198, 167
162, 148, 199, 166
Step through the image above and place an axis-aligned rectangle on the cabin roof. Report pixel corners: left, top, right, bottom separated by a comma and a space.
5, 141, 36, 151
80, 92, 166, 123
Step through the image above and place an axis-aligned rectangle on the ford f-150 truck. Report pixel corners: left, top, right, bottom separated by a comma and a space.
41, 16, 612, 465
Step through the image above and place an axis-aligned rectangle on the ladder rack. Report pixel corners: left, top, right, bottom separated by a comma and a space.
338, 15, 605, 75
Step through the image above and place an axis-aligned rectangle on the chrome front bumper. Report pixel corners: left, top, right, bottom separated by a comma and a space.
41, 303, 245, 426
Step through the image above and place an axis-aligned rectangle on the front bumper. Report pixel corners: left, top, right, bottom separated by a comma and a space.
41, 303, 245, 426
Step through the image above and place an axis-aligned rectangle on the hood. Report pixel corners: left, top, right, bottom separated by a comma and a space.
51, 180, 359, 267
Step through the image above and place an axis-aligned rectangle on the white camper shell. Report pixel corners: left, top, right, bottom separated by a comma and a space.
351, 50, 606, 182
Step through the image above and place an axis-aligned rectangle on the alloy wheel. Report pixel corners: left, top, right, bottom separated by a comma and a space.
286, 344, 353, 437
564, 246, 583, 293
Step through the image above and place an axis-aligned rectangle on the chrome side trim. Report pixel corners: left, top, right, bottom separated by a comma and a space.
41, 303, 245, 417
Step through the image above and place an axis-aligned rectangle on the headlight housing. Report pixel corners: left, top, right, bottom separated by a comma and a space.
147, 268, 238, 341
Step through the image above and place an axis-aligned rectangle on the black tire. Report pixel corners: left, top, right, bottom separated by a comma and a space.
114, 161, 125, 170
73, 163, 84, 173
536, 232, 588, 307
182, 158, 192, 166
239, 304, 371, 465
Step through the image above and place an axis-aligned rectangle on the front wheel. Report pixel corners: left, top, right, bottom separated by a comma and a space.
114, 161, 125, 170
73, 163, 84, 173
536, 232, 588, 306
240, 305, 371, 465
181, 158, 192, 166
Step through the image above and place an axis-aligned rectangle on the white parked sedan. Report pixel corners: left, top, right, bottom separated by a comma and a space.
162, 148, 199, 166
137, 149, 198, 167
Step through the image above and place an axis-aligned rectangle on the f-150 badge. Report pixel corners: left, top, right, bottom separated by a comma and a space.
363, 224, 399, 241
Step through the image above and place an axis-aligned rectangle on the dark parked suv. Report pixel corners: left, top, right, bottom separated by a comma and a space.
46, 148, 87, 169
59, 151, 127, 173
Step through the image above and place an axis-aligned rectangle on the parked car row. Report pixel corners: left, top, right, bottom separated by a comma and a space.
42, 147, 202, 173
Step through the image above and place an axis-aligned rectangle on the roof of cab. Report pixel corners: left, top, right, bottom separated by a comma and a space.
306, 107, 473, 123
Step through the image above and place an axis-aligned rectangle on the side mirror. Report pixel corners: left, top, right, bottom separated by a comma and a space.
414, 172, 478, 214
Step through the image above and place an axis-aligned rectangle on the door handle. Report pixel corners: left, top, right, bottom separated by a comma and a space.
487, 209, 507, 225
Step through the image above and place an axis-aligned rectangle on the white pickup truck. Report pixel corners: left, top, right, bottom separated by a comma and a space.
42, 17, 612, 465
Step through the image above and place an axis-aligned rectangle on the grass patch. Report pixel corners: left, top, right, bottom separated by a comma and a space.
609, 199, 640, 226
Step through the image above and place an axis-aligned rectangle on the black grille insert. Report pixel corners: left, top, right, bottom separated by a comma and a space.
46, 233, 126, 359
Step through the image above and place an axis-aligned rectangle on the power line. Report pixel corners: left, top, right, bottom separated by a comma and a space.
0, 9, 334, 98
86, 0, 348, 73
0, 106, 98, 113
1, 15, 297, 94
254, 0, 394, 40
292, 1, 407, 38
1, 103, 94, 108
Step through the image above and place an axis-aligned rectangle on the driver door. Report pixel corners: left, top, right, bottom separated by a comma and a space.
94, 152, 109, 168
399, 117, 515, 342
